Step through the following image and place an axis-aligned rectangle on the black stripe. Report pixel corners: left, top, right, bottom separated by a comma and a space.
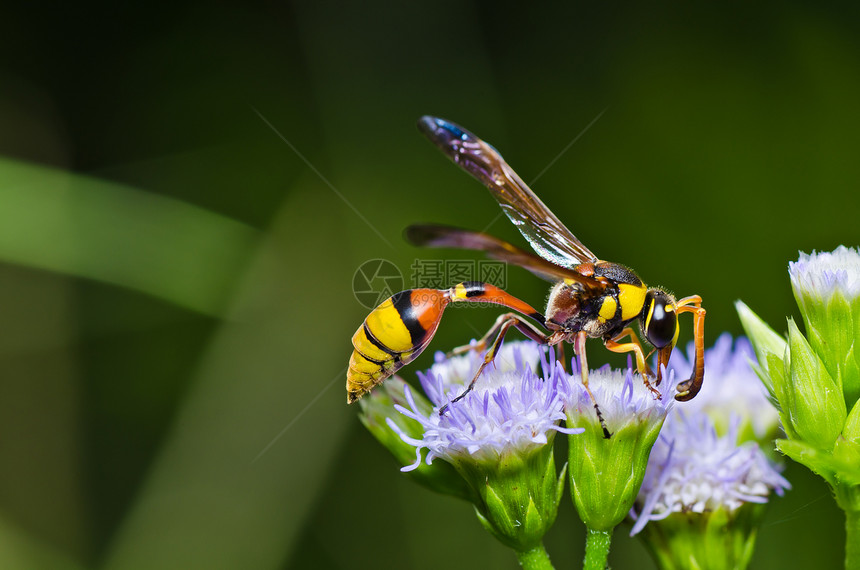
461, 281, 486, 297
363, 322, 399, 356
355, 349, 386, 366
391, 290, 426, 346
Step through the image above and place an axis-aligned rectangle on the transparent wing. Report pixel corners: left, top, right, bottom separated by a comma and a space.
405, 224, 603, 290
418, 116, 598, 268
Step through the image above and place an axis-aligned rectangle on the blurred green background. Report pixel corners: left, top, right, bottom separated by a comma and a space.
0, 1, 857, 568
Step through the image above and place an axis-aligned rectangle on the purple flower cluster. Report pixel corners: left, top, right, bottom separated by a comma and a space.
631, 334, 790, 535
667, 333, 779, 439
388, 342, 581, 470
560, 362, 677, 433
630, 412, 790, 535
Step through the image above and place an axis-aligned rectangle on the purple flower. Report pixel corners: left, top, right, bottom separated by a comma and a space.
630, 411, 790, 536
386, 341, 577, 552
668, 333, 780, 440
631, 334, 791, 537
388, 342, 581, 471
559, 361, 678, 531
560, 363, 677, 433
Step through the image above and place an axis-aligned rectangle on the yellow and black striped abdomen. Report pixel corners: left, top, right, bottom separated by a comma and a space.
347, 289, 449, 403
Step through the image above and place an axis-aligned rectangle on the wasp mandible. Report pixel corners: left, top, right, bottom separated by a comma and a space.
347, 116, 706, 437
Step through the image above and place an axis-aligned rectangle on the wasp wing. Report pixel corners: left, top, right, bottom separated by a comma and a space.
405, 224, 603, 289
418, 116, 598, 268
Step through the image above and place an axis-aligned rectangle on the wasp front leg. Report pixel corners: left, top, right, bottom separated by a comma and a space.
673, 295, 706, 401
603, 327, 661, 398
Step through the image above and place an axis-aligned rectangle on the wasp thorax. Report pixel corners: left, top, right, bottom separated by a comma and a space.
642, 289, 677, 348
544, 281, 582, 331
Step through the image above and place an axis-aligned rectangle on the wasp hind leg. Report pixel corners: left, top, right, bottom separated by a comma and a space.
439, 313, 551, 415
446, 310, 547, 357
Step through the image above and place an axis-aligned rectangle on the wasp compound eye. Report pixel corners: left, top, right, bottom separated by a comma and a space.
643, 291, 677, 349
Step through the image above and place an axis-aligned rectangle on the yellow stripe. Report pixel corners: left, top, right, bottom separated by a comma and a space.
598, 296, 617, 323
453, 283, 469, 300
348, 350, 385, 377
347, 353, 385, 402
352, 325, 395, 362
618, 283, 647, 321
365, 299, 414, 352
670, 305, 680, 347
644, 297, 656, 331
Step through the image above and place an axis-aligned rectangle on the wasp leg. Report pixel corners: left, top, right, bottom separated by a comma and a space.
674, 296, 706, 401
439, 314, 552, 415
447, 310, 548, 358
555, 342, 568, 373
573, 330, 612, 439
604, 327, 661, 398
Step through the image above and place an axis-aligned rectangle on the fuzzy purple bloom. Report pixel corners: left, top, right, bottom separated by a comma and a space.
560, 361, 677, 432
630, 412, 790, 536
631, 334, 790, 536
668, 333, 780, 439
388, 342, 581, 471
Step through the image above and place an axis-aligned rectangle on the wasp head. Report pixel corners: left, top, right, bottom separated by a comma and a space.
641, 289, 679, 349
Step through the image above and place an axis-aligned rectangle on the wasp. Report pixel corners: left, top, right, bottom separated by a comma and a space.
347, 116, 706, 437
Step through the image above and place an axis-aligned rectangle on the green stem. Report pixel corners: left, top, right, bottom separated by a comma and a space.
836, 483, 860, 570
515, 543, 554, 570
847, 509, 860, 570
583, 527, 612, 570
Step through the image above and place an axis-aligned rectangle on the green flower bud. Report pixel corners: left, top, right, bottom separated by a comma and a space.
463, 445, 567, 551
563, 367, 670, 531
738, 246, 860, 570
789, 246, 860, 410
385, 342, 578, 556
637, 503, 767, 570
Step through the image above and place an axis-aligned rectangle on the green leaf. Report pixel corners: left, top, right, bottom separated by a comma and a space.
0, 157, 256, 315
0, 512, 85, 570
832, 439, 860, 485
101, 184, 354, 570
482, 484, 516, 541
768, 350, 790, 414
555, 463, 568, 507
775, 439, 837, 486
816, 292, 853, 391
846, 398, 860, 443
735, 300, 787, 394
787, 318, 846, 449
523, 497, 545, 538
